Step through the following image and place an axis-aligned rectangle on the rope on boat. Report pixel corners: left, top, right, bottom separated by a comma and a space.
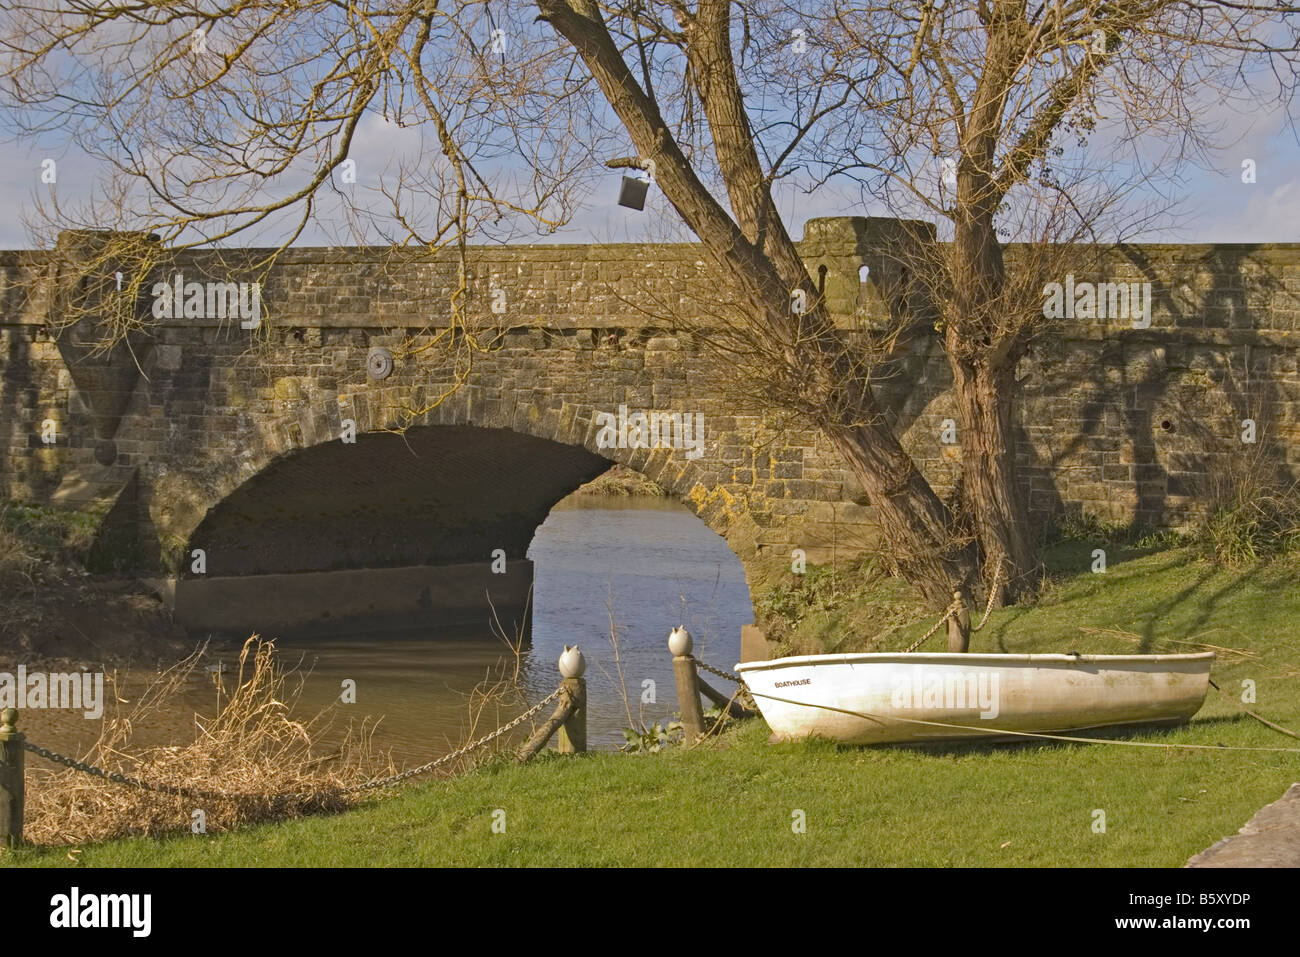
688, 683, 754, 751
744, 687, 1300, 754
715, 557, 1299, 753
1208, 679, 1300, 741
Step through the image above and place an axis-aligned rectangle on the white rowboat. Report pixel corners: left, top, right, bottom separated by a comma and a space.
735, 651, 1215, 745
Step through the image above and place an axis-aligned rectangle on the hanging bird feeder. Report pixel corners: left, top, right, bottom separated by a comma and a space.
617, 159, 656, 211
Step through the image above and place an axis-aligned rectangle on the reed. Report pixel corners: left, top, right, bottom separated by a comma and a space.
448, 589, 545, 771
22, 636, 394, 846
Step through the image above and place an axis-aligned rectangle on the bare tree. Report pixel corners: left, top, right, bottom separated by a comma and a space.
543, 0, 1299, 604
4, 0, 1298, 623
0, 0, 603, 385
535, 0, 989, 607
793, 0, 1300, 599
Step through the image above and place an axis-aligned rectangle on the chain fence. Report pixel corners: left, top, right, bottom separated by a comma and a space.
901, 598, 964, 653
903, 561, 1006, 653
17, 567, 1011, 810
21, 684, 566, 803
694, 658, 742, 684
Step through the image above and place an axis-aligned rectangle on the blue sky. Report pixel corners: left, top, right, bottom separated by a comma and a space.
0, 88, 1295, 250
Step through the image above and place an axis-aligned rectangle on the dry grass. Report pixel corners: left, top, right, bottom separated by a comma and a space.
1075, 625, 1260, 665
450, 591, 560, 769
20, 586, 562, 847
1196, 480, 1300, 566
573, 465, 667, 497
454, 632, 531, 769
23, 637, 396, 846
1186, 409, 1300, 566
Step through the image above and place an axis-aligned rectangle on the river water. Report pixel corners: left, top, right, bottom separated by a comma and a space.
22, 495, 753, 766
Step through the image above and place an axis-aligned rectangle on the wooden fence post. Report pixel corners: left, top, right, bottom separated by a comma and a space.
519, 645, 587, 762
669, 627, 706, 738
557, 646, 586, 755
0, 708, 24, 848
947, 590, 971, 653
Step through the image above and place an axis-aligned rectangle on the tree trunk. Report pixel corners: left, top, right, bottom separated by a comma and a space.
536, 0, 979, 609
950, 355, 1037, 602
826, 423, 977, 608
948, 179, 1038, 604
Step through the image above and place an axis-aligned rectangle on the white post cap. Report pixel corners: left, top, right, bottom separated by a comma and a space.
668, 626, 693, 657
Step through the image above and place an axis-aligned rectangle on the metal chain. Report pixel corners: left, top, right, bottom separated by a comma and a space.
904, 558, 1009, 652
22, 684, 566, 801
970, 559, 1006, 634
691, 657, 760, 714
342, 685, 566, 793
694, 657, 742, 684
902, 597, 962, 653
22, 741, 265, 802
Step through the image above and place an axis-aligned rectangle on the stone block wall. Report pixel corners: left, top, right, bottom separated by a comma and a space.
2, 219, 1299, 592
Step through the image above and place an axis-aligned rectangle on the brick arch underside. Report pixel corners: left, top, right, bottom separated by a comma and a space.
182, 423, 721, 578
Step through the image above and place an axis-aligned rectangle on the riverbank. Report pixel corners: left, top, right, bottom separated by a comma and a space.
5, 708, 1295, 867
5, 544, 1298, 866
0, 472, 665, 668
0, 503, 191, 671
570, 464, 667, 497
1, 495, 752, 787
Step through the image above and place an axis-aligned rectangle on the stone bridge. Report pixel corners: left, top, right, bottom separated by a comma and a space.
3, 217, 1300, 638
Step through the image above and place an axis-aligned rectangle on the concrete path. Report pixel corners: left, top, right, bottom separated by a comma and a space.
1186, 783, 1300, 867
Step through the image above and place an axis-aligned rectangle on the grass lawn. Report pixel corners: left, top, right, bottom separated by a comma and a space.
5, 544, 1299, 867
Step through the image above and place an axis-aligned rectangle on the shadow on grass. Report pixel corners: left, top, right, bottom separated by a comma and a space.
1136, 563, 1268, 652
1040, 540, 1185, 576
986, 548, 1220, 653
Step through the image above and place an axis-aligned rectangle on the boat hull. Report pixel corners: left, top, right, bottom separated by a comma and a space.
735, 652, 1215, 745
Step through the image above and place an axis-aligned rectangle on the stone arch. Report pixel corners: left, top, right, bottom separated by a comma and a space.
149, 385, 760, 586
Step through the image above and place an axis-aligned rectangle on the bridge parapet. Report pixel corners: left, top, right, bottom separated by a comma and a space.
3, 219, 1300, 636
